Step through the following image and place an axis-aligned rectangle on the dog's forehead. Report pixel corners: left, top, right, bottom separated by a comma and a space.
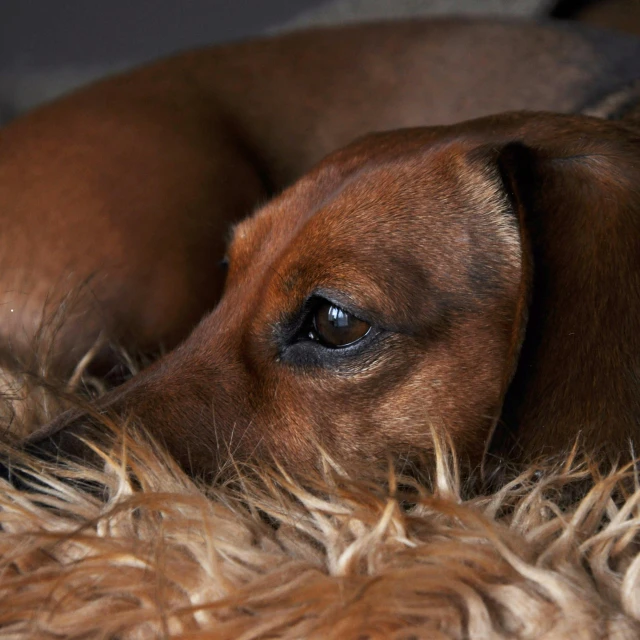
232, 137, 486, 253
227, 137, 518, 324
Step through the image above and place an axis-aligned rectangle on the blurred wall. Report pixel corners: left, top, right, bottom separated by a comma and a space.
0, 1, 324, 70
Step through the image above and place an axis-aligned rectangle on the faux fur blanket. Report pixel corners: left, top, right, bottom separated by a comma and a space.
1, 421, 639, 639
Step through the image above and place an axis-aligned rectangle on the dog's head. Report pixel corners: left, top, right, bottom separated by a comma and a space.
26, 112, 640, 476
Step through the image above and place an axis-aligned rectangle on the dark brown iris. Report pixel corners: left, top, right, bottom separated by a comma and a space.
313, 302, 370, 347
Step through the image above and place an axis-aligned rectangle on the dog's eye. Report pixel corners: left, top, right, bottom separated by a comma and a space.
309, 301, 371, 348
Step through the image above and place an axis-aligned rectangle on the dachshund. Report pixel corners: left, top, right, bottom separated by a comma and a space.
1, 20, 640, 475
24, 110, 640, 475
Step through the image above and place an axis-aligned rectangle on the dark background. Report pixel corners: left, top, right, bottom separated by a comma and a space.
0, 1, 327, 70
0, 0, 636, 124
0, 0, 633, 71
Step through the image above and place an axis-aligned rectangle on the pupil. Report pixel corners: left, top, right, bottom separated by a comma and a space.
328, 305, 350, 328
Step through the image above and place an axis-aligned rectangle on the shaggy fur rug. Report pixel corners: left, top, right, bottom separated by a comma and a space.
1, 412, 640, 639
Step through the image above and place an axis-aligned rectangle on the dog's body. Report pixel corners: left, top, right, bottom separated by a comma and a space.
2, 20, 640, 474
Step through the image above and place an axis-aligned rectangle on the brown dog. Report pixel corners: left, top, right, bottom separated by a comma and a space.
2, 20, 640, 475
26, 110, 640, 476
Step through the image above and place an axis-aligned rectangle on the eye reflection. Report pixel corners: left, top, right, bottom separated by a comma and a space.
328, 305, 350, 327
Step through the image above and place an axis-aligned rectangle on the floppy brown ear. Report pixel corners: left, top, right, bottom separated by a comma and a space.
486, 123, 640, 462
463, 141, 535, 464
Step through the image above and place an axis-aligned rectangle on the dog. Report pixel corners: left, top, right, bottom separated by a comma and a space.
23, 109, 640, 476
2, 20, 640, 475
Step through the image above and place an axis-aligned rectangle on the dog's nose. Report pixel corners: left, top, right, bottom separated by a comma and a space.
0, 411, 107, 489
12, 412, 105, 479
24, 411, 105, 466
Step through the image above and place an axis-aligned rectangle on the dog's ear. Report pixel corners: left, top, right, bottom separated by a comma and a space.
482, 125, 640, 461
461, 141, 536, 462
